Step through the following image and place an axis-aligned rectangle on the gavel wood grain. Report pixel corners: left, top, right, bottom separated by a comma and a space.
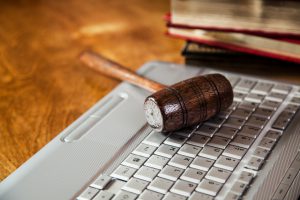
79, 51, 166, 92
80, 51, 233, 132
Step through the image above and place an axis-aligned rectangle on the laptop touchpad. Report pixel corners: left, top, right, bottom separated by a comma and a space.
61, 91, 147, 147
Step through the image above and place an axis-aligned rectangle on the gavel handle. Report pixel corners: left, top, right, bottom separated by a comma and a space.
79, 51, 166, 93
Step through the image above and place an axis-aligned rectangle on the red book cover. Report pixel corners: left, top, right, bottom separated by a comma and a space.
167, 27, 300, 64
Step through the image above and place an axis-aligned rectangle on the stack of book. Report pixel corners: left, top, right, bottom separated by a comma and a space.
166, 0, 300, 67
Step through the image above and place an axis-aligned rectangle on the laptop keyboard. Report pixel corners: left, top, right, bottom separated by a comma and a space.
77, 74, 300, 200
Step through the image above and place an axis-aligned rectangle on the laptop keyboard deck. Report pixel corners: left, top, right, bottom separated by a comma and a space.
77, 72, 300, 200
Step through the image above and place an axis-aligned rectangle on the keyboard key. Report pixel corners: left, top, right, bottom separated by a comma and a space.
190, 192, 213, 200
222, 145, 247, 159
253, 147, 269, 159
163, 192, 186, 200
227, 101, 238, 111
143, 131, 168, 147
145, 155, 169, 170
231, 135, 254, 149
139, 190, 163, 200
230, 109, 252, 120
215, 126, 238, 139
260, 100, 281, 110
252, 82, 273, 95
257, 137, 276, 150
238, 101, 258, 111
218, 109, 232, 118
164, 134, 187, 147
199, 146, 223, 160
196, 179, 223, 196
233, 92, 246, 102
195, 124, 217, 137
235, 79, 256, 92
205, 116, 226, 128
187, 134, 210, 147
133, 143, 156, 157
155, 144, 179, 158
122, 177, 149, 194
174, 127, 196, 137
122, 154, 147, 169
245, 93, 265, 103
272, 111, 295, 130
169, 154, 193, 169
223, 117, 245, 129
77, 187, 99, 200
111, 165, 136, 181
215, 156, 239, 171
265, 92, 287, 102
238, 171, 254, 184
181, 168, 206, 184
272, 84, 292, 94
246, 116, 268, 129
91, 174, 112, 190
245, 157, 264, 170
284, 104, 299, 113
190, 156, 214, 171
238, 125, 261, 138
159, 165, 184, 181
93, 191, 114, 200
290, 96, 300, 105
205, 167, 231, 183
207, 136, 231, 149
114, 190, 137, 200
147, 177, 174, 194
264, 130, 281, 141
231, 181, 247, 195
170, 180, 196, 197
134, 166, 159, 182
178, 144, 202, 158
224, 192, 240, 200
252, 107, 273, 119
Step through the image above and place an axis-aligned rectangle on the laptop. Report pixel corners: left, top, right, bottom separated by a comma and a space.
0, 61, 299, 200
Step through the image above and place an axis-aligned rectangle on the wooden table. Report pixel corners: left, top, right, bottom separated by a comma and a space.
0, 0, 299, 181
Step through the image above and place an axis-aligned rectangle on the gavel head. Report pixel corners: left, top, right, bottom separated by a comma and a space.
144, 73, 233, 132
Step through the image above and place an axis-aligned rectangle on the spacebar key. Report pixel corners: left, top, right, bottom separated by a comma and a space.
272, 111, 294, 130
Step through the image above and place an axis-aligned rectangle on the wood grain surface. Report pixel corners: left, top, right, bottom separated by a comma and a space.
0, 0, 300, 181
0, 0, 183, 180
79, 51, 166, 92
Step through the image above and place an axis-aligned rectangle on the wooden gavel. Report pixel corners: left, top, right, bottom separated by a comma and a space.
80, 51, 233, 132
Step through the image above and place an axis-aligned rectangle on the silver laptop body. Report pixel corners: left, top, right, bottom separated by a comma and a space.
0, 62, 299, 200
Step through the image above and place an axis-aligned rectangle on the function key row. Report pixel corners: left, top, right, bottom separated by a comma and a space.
228, 75, 294, 96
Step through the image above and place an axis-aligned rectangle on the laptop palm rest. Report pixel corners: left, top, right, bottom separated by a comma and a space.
0, 62, 202, 200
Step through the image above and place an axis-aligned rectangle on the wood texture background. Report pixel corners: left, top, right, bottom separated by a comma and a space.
0, 0, 183, 180
0, 0, 299, 181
